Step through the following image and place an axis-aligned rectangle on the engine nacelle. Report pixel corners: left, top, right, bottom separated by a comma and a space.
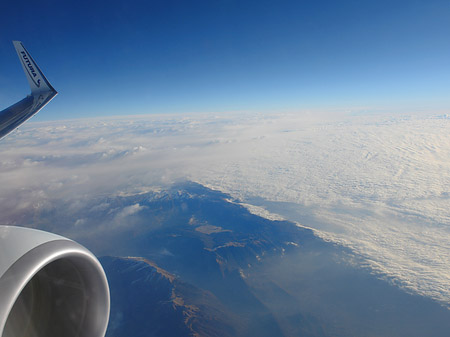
0, 226, 110, 337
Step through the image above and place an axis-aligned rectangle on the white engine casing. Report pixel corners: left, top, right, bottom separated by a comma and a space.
0, 225, 110, 337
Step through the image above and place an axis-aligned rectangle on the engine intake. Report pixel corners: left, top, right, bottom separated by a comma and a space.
0, 226, 110, 337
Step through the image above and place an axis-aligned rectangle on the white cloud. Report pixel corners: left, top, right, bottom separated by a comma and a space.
0, 111, 449, 305
116, 204, 146, 219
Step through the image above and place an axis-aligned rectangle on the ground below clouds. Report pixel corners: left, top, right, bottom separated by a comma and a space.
7, 181, 450, 336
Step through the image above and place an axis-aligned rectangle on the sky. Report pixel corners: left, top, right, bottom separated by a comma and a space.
1, 0, 450, 309
1, 0, 450, 120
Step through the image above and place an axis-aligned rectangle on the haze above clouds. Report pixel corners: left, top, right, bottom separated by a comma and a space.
0, 112, 449, 306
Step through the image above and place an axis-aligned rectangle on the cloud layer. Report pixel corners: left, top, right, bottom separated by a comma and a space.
0, 112, 449, 305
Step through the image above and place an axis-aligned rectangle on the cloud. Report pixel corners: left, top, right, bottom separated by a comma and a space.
115, 204, 146, 219
0, 111, 450, 305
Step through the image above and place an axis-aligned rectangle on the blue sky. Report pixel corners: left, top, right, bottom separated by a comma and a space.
1, 0, 450, 120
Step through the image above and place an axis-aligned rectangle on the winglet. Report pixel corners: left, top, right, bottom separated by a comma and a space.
12, 41, 57, 95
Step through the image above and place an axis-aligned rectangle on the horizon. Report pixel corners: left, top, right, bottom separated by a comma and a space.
1, 0, 450, 121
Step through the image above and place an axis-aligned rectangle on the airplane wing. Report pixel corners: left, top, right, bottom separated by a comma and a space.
0, 41, 58, 140
0, 43, 110, 337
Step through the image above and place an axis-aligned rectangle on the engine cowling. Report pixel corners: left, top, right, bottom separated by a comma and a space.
0, 226, 110, 337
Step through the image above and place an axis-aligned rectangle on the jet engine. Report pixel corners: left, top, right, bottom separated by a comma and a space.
0, 226, 110, 337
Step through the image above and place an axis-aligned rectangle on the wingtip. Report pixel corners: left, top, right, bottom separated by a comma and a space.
13, 41, 56, 95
